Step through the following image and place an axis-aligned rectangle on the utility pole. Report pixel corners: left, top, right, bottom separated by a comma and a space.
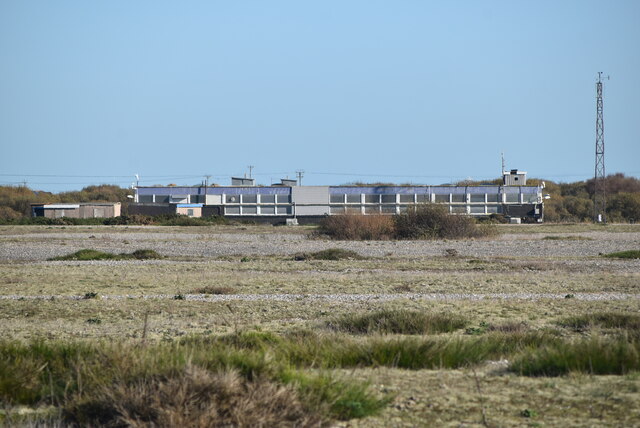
247, 165, 254, 179
204, 175, 211, 204
296, 170, 304, 186
594, 72, 608, 223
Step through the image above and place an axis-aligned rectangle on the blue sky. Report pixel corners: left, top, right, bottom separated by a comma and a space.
1, 1, 639, 192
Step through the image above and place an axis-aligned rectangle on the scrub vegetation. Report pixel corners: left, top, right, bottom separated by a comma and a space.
1, 225, 639, 426
50, 248, 163, 261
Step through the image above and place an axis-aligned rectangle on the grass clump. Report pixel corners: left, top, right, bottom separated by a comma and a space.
294, 248, 364, 261
510, 336, 640, 376
327, 309, 468, 335
542, 235, 593, 241
192, 285, 237, 295
602, 250, 640, 259
50, 249, 162, 261
558, 312, 640, 333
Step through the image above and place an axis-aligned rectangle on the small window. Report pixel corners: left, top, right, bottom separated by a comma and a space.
487, 194, 501, 203
364, 194, 379, 204
187, 209, 194, 217
260, 194, 276, 204
226, 195, 239, 203
330, 205, 345, 214
156, 195, 170, 203
330, 194, 344, 204
242, 205, 257, 214
470, 206, 485, 214
435, 194, 449, 203
470, 194, 485, 203
346, 194, 360, 204
242, 194, 257, 204
416, 194, 429, 203
399, 194, 414, 203
139, 195, 154, 203
225, 206, 240, 215
276, 206, 292, 215
277, 194, 291, 204
506, 194, 520, 203
381, 194, 396, 203
451, 194, 465, 203
261, 206, 276, 215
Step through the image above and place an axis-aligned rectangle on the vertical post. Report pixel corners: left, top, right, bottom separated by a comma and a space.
594, 72, 607, 223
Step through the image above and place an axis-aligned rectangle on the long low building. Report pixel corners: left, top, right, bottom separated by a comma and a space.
31, 203, 121, 219
131, 170, 544, 223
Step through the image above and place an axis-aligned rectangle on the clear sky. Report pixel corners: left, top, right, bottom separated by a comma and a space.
1, 1, 639, 192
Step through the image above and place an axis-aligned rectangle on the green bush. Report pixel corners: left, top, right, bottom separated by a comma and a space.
50, 249, 162, 261
394, 204, 497, 240
294, 248, 364, 261
602, 250, 640, 259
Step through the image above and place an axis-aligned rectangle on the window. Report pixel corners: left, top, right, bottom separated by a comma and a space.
364, 205, 379, 214
261, 206, 276, 215
242, 206, 257, 214
416, 194, 429, 203
451, 206, 467, 214
226, 195, 239, 203
187, 209, 194, 217
346, 194, 360, 203
225, 206, 240, 215
451, 194, 465, 203
486, 205, 502, 214
399, 194, 414, 203
470, 194, 485, 203
139, 195, 154, 203
487, 194, 501, 203
260, 194, 276, 204
330, 194, 344, 204
470, 206, 485, 214
156, 195, 169, 203
506, 194, 520, 203
277, 206, 292, 215
435, 194, 449, 203
277, 194, 291, 204
242, 194, 257, 204
330, 206, 345, 214
364, 194, 379, 204
381, 194, 396, 203
191, 195, 204, 204
381, 205, 396, 214
523, 194, 538, 203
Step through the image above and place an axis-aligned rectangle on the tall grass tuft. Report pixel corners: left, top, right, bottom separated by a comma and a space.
510, 336, 640, 376
294, 248, 365, 261
327, 309, 468, 335
602, 250, 640, 259
558, 312, 640, 333
394, 204, 497, 240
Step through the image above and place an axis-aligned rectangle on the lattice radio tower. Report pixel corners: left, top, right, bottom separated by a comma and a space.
593, 72, 608, 223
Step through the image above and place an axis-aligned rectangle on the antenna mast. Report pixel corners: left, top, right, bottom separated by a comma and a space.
594, 72, 608, 223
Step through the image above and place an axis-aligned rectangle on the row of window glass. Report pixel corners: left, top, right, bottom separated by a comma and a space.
329, 205, 505, 215
330, 194, 537, 204
224, 194, 291, 204
224, 206, 292, 215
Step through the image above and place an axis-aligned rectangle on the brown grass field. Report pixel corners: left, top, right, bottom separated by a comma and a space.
0, 223, 639, 426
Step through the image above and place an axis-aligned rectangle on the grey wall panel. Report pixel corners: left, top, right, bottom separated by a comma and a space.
296, 205, 330, 215
292, 186, 329, 204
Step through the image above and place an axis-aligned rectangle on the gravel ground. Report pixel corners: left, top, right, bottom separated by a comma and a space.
0, 292, 637, 302
1, 229, 639, 261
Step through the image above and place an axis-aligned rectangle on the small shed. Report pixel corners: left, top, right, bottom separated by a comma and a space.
31, 203, 121, 218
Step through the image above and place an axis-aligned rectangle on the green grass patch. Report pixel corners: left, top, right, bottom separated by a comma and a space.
542, 235, 593, 241
602, 250, 640, 259
50, 249, 162, 261
294, 248, 365, 261
510, 336, 640, 376
327, 309, 468, 335
558, 312, 640, 332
